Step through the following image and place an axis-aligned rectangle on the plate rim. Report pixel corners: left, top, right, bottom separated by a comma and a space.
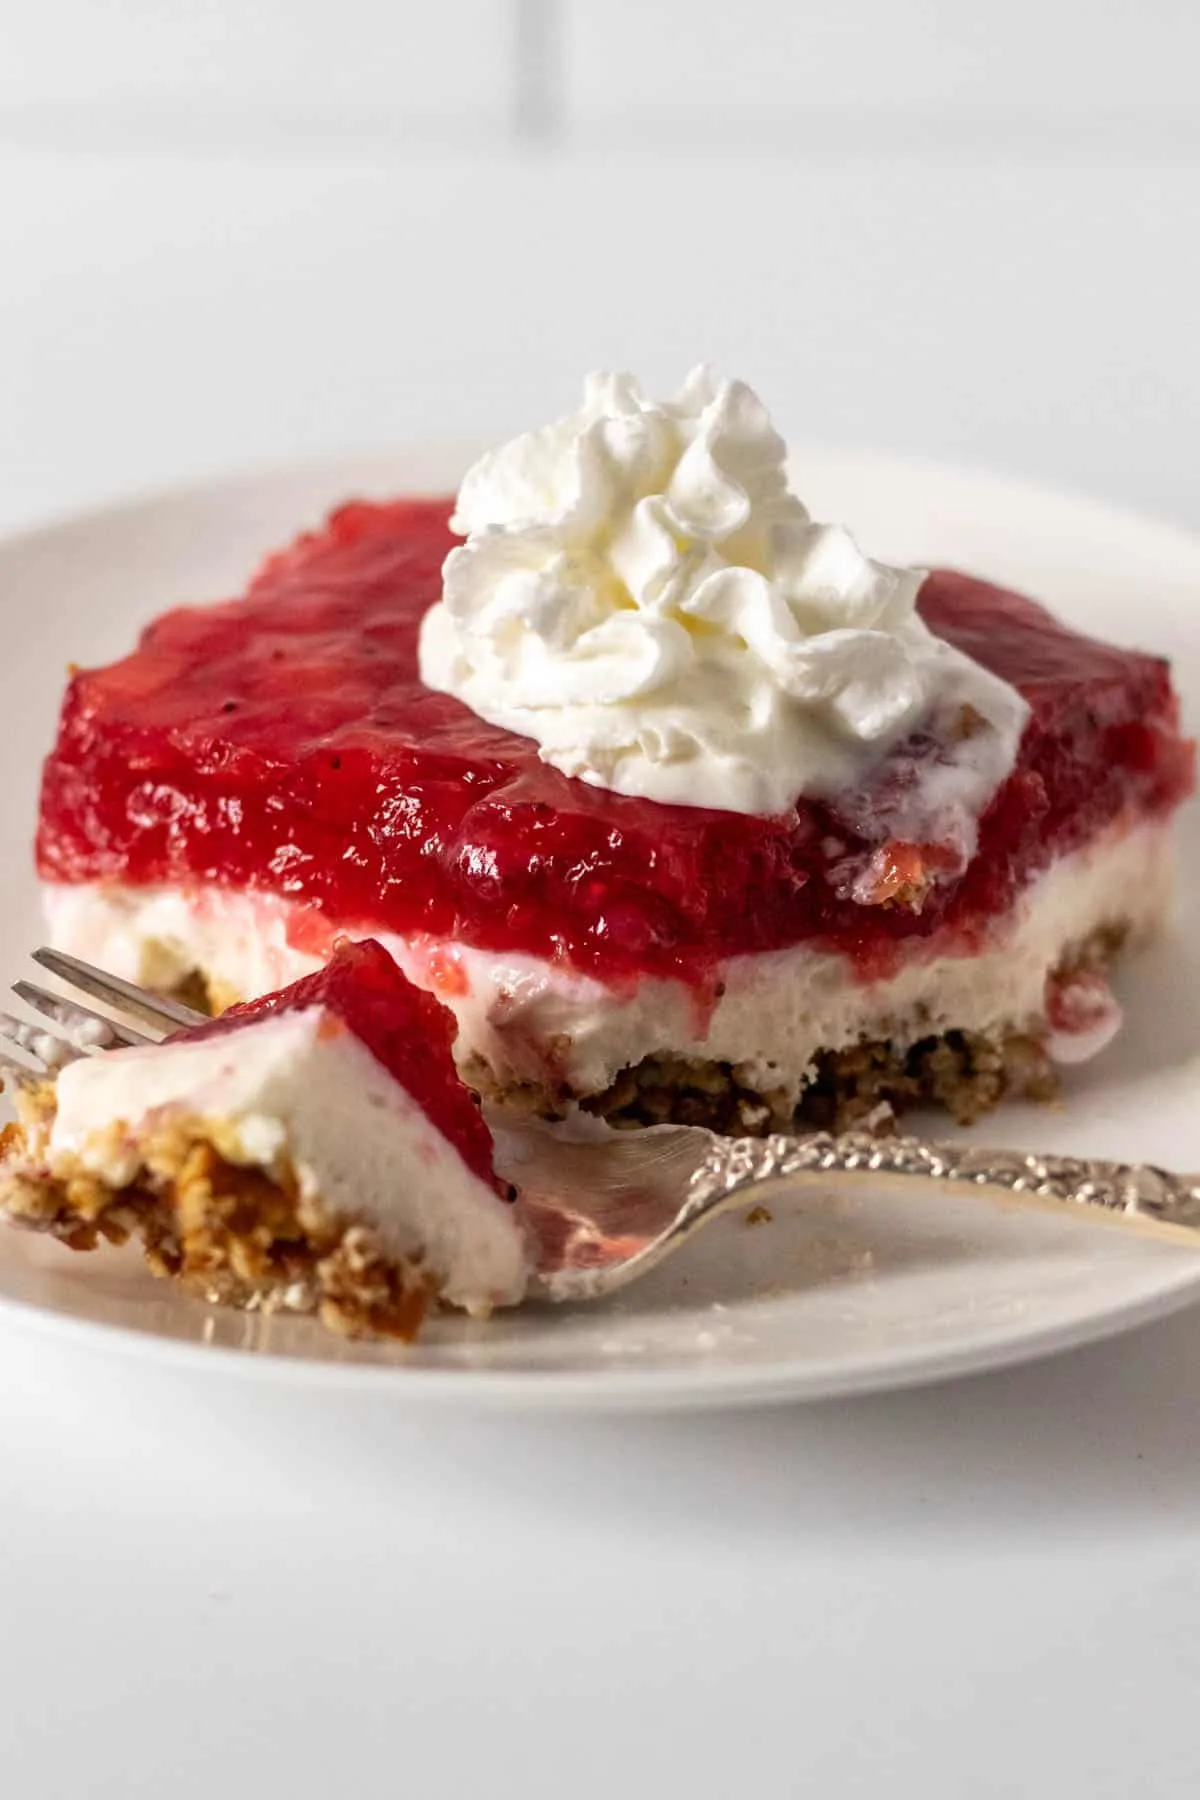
7, 433, 1200, 559
1, 1241, 1199, 1411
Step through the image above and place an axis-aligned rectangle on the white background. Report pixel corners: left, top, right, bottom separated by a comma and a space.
2, 0, 1200, 536
3, 5, 1200, 1796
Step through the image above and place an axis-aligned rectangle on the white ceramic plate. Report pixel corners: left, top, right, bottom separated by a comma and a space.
2, 447, 1200, 1411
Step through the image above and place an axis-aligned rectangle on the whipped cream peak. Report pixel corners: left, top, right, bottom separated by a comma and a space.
450, 366, 795, 549
420, 368, 1026, 823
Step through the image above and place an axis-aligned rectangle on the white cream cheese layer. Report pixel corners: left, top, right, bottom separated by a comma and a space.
419, 367, 1027, 836
43, 818, 1172, 1108
48, 1008, 528, 1312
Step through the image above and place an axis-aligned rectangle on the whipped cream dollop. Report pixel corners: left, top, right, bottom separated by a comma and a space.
419, 367, 1027, 821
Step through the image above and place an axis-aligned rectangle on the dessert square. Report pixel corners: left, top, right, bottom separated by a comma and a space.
32, 372, 1197, 1136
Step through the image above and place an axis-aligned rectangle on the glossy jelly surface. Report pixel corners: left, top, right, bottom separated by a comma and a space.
39, 498, 1195, 985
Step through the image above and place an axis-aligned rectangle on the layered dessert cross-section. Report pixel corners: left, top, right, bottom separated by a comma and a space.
36, 371, 1196, 1133
0, 940, 528, 1335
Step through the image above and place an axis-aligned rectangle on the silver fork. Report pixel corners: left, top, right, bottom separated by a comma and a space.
3, 947, 1200, 1305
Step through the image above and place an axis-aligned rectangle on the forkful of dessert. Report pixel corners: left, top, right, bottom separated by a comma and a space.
1, 946, 1198, 1340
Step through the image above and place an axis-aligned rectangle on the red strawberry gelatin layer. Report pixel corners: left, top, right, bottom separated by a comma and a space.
38, 498, 1195, 988
180, 937, 502, 1193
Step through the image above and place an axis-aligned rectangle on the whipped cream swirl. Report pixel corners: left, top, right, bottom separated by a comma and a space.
419, 368, 1026, 820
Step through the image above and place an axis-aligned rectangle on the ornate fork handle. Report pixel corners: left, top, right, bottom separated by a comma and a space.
533, 1126, 1200, 1306
686, 1129, 1200, 1243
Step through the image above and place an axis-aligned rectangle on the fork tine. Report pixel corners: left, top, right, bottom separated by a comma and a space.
12, 980, 151, 1049
31, 948, 206, 1032
0, 1047, 45, 1090
0, 1010, 82, 1070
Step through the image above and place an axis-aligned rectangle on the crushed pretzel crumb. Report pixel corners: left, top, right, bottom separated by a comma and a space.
0, 1088, 439, 1341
